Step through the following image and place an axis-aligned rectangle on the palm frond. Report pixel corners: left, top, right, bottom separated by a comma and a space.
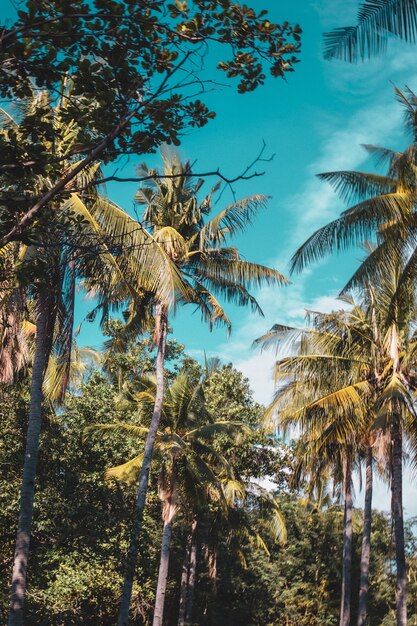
105, 453, 145, 484
83, 422, 151, 444
290, 191, 414, 273
323, 0, 417, 62
317, 170, 396, 204
200, 195, 269, 246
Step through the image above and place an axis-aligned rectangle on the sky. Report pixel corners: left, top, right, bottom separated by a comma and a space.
75, 0, 417, 387
100, 0, 417, 516
5, 0, 417, 513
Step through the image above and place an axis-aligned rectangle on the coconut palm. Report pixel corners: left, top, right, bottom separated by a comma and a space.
323, 0, 417, 63
290, 87, 417, 301
113, 148, 286, 625
256, 266, 417, 626
2, 94, 186, 626
85, 370, 245, 626
288, 88, 417, 625
256, 310, 368, 626
255, 302, 387, 625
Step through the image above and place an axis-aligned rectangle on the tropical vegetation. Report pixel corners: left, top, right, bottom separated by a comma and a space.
2, 1, 417, 625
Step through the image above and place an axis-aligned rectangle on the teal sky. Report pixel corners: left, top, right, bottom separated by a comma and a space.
95, 0, 417, 516
72, 0, 417, 404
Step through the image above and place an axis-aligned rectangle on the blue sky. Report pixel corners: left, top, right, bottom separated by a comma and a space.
92, 0, 417, 515
73, 0, 417, 404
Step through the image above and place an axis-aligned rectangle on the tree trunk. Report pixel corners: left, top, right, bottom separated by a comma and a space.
185, 528, 197, 625
152, 519, 173, 626
340, 456, 353, 626
357, 444, 373, 626
178, 524, 194, 626
392, 410, 407, 626
117, 304, 168, 626
8, 291, 51, 626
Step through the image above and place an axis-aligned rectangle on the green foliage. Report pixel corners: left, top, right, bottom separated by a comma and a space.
0, 373, 160, 625
204, 363, 293, 483
2, 343, 417, 625
0, 0, 301, 247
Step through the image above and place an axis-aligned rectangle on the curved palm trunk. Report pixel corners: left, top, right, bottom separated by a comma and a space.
153, 518, 173, 626
340, 456, 353, 626
357, 444, 373, 626
8, 292, 51, 626
117, 304, 168, 626
392, 411, 407, 626
185, 529, 197, 625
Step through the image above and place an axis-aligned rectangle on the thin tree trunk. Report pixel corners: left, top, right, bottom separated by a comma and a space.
8, 291, 51, 626
153, 519, 173, 626
392, 410, 407, 626
185, 528, 197, 625
178, 525, 194, 626
340, 456, 353, 626
117, 304, 168, 626
357, 444, 373, 626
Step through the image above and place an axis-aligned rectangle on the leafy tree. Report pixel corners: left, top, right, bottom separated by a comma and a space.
0, 0, 301, 248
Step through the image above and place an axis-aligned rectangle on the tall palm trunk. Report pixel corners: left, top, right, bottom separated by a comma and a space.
118, 303, 168, 626
340, 456, 353, 626
178, 525, 194, 626
153, 518, 174, 626
391, 409, 407, 626
357, 444, 373, 626
185, 528, 197, 625
8, 291, 52, 626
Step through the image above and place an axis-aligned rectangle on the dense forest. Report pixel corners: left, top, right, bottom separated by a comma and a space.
2, 1, 417, 625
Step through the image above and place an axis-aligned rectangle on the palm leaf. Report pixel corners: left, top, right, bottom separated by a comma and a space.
323, 0, 417, 62
199, 195, 269, 245
105, 453, 145, 484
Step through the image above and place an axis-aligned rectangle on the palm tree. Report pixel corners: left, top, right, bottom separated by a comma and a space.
2, 94, 185, 626
290, 87, 417, 298
288, 88, 417, 625
86, 370, 245, 626
256, 267, 417, 626
255, 305, 378, 626
323, 0, 417, 62
114, 147, 286, 625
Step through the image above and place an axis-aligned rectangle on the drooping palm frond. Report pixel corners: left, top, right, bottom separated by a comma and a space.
186, 421, 251, 441
290, 190, 414, 274
83, 422, 153, 444
199, 194, 269, 246
394, 85, 417, 140
317, 170, 396, 204
191, 252, 287, 291
323, 0, 417, 62
361, 144, 402, 168
43, 345, 101, 403
61, 193, 191, 310
105, 453, 145, 484
278, 380, 370, 428
186, 280, 232, 333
